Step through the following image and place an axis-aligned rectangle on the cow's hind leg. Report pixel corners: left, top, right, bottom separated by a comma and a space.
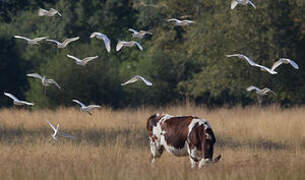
149, 137, 164, 163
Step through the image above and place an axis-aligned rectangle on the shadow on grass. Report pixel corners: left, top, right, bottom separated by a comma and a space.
0, 126, 301, 150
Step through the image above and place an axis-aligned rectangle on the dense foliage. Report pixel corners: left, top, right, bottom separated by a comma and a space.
0, 0, 304, 108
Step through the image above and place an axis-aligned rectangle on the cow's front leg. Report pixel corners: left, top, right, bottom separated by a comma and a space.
149, 137, 163, 163
188, 147, 199, 168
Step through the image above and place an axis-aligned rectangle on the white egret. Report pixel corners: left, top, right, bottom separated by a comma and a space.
271, 58, 299, 71
116, 40, 143, 51
27, 73, 60, 94
226, 54, 277, 74
46, 37, 79, 48
4, 92, 34, 106
231, 0, 256, 10
38, 8, 62, 16
247, 86, 276, 96
166, 18, 195, 26
90, 32, 111, 53
72, 99, 101, 115
121, 75, 152, 86
128, 28, 152, 39
14, 35, 48, 45
66, 54, 98, 66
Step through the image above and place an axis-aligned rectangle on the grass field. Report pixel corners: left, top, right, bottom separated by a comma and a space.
0, 105, 305, 180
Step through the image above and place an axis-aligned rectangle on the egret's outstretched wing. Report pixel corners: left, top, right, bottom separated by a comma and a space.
14, 35, 31, 41
183, 20, 195, 24
231, 0, 238, 9
271, 58, 299, 71
121, 76, 138, 86
87, 105, 101, 110
19, 100, 34, 106
248, 0, 256, 9
32, 36, 49, 42
246, 86, 260, 92
59, 131, 76, 139
226, 54, 257, 66
27, 73, 43, 80
140, 30, 152, 35
102, 36, 111, 53
254, 64, 277, 74
90, 32, 101, 38
128, 28, 138, 33
46, 120, 57, 132
67, 54, 81, 62
134, 41, 143, 51
239, 54, 257, 66
46, 39, 60, 45
262, 88, 276, 96
38, 8, 48, 16
121, 75, 152, 86
62, 37, 79, 47
83, 56, 98, 63
167, 18, 179, 22
283, 58, 299, 69
72, 99, 85, 108
49, 8, 61, 16
4, 92, 19, 101
137, 75, 152, 86
49, 79, 61, 89
116, 40, 124, 51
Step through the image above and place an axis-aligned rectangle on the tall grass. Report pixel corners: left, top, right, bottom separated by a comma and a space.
0, 105, 305, 179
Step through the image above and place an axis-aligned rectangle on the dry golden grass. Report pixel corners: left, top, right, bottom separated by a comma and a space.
0, 105, 305, 179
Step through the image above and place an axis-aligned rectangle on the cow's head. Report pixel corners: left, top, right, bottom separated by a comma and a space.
202, 127, 221, 165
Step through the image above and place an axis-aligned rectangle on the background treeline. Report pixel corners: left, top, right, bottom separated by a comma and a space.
0, 0, 304, 109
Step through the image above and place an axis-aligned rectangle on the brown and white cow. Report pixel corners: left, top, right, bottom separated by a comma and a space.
147, 113, 221, 168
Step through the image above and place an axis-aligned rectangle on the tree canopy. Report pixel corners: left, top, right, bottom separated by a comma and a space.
0, 0, 304, 108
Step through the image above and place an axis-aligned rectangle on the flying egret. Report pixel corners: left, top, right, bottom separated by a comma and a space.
27, 73, 61, 94
226, 54, 277, 74
46, 37, 79, 48
72, 99, 101, 115
4, 92, 34, 106
247, 86, 276, 96
66, 54, 98, 66
166, 18, 195, 26
116, 40, 143, 51
14, 35, 48, 45
38, 8, 62, 16
90, 32, 111, 53
46, 120, 75, 141
231, 0, 256, 10
128, 28, 152, 39
271, 58, 299, 71
121, 75, 152, 86
46, 120, 59, 141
